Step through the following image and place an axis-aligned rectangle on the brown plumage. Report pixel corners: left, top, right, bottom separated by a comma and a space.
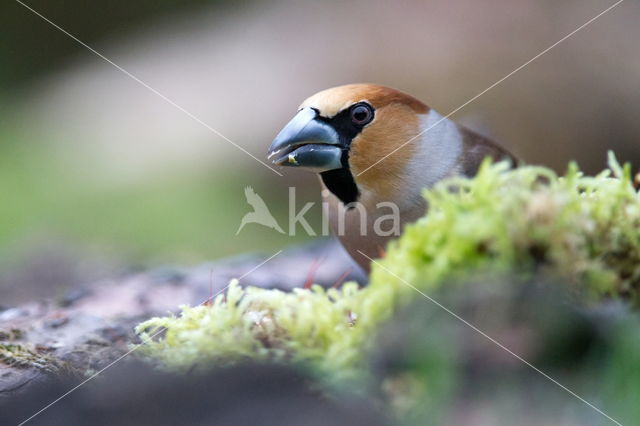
269, 84, 514, 273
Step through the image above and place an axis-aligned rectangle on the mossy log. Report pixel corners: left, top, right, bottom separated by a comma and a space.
0, 240, 362, 397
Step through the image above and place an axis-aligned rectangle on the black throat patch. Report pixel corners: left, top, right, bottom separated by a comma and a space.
320, 167, 360, 205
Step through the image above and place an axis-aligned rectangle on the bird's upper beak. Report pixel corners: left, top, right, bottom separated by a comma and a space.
267, 107, 344, 172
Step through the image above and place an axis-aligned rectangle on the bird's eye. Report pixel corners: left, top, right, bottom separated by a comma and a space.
350, 104, 373, 125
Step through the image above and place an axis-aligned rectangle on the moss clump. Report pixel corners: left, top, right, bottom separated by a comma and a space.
135, 154, 640, 376
375, 152, 640, 304
136, 281, 373, 378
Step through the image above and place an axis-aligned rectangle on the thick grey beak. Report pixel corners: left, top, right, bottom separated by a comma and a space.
267, 107, 344, 172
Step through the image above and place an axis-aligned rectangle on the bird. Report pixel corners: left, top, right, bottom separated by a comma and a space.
267, 84, 514, 273
236, 186, 285, 235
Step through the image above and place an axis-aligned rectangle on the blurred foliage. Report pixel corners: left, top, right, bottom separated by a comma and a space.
3, 0, 638, 275
0, 0, 237, 93
0, 128, 313, 269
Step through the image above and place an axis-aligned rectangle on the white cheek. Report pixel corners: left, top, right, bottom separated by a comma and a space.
404, 109, 463, 195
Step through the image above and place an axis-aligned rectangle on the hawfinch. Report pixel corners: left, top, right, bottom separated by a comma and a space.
268, 84, 514, 273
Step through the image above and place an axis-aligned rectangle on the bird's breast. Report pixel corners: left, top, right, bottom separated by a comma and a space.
321, 180, 426, 273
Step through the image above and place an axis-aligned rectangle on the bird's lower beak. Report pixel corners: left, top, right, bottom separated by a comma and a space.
267, 107, 344, 172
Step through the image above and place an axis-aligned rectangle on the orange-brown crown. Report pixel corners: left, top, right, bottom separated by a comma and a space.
300, 83, 428, 118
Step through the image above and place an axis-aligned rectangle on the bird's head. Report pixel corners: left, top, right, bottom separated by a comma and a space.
268, 84, 462, 206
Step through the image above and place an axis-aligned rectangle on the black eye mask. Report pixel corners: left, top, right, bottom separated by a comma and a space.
318, 103, 375, 205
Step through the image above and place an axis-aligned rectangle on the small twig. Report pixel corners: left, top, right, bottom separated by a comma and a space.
303, 257, 325, 289
331, 268, 352, 289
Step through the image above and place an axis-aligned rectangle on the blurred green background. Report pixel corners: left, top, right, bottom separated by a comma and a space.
1, 0, 638, 302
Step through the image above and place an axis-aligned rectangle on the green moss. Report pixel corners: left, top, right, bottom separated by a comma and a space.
135, 153, 640, 377
375, 152, 640, 305
0, 343, 63, 372
136, 280, 374, 380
